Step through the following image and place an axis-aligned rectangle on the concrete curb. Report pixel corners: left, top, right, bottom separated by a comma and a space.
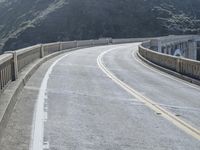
136, 50, 200, 86
0, 47, 80, 141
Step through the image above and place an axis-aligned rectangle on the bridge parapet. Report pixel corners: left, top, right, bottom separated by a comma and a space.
150, 35, 200, 60
139, 36, 200, 81
0, 54, 13, 93
16, 45, 42, 72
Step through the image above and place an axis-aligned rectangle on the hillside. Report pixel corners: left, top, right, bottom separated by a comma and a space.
0, 0, 200, 52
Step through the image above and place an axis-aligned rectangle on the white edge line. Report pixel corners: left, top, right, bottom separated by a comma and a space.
29, 52, 72, 150
28, 45, 117, 150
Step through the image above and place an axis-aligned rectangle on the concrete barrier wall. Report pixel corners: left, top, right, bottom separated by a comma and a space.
43, 42, 61, 56
77, 40, 94, 47
93, 39, 109, 46
139, 43, 177, 72
0, 54, 13, 93
16, 45, 41, 72
139, 41, 200, 80
61, 41, 77, 50
181, 58, 200, 80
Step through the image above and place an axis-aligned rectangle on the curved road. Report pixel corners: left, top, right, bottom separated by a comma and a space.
0, 43, 200, 150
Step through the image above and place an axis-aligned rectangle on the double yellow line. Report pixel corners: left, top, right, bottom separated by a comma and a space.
97, 47, 200, 141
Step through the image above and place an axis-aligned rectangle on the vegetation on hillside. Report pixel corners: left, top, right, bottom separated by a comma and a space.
0, 0, 199, 52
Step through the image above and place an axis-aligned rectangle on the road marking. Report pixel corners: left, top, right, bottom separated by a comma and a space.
29, 45, 120, 150
44, 98, 48, 122
43, 141, 49, 150
97, 47, 200, 141
132, 49, 200, 91
24, 86, 40, 91
58, 63, 99, 69
29, 53, 72, 150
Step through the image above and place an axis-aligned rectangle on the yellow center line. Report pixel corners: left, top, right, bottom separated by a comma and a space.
97, 47, 200, 141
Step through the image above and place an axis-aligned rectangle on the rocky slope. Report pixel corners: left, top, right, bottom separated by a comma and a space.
0, 0, 199, 52
0, 0, 66, 52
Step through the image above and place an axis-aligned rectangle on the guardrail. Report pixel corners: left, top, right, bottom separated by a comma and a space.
138, 40, 200, 81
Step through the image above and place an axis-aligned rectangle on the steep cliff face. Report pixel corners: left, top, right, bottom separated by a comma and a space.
0, 0, 199, 52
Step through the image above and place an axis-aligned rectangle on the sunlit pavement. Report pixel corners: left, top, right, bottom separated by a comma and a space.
1, 44, 200, 150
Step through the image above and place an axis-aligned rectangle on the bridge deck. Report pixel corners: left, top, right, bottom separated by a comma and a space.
0, 44, 200, 150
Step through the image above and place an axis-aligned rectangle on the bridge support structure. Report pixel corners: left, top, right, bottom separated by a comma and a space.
138, 35, 200, 83
151, 35, 200, 61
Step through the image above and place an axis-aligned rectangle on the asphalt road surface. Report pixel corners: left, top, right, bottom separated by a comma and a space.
0, 43, 200, 150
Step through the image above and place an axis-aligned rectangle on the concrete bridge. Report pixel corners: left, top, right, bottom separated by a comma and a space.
151, 35, 200, 60
0, 35, 200, 150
